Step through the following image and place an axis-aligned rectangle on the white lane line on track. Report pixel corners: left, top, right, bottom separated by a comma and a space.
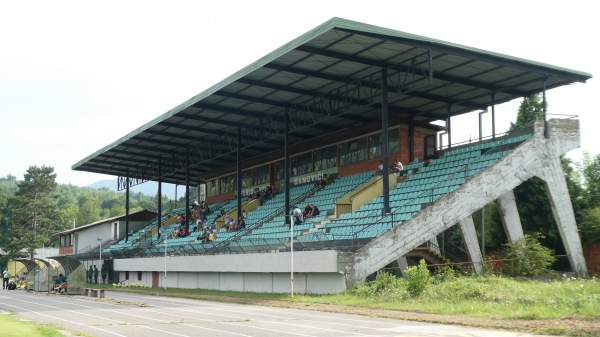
0, 294, 125, 324
136, 323, 256, 337
0, 301, 128, 337
1, 294, 255, 337
2, 292, 196, 325
91, 293, 381, 336
103, 292, 399, 335
108, 291, 408, 331
4, 292, 321, 337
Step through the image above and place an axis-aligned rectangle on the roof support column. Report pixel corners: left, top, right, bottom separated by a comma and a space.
237, 127, 242, 219
125, 176, 130, 243
284, 108, 291, 226
408, 118, 415, 163
157, 159, 162, 231
381, 67, 391, 214
185, 148, 190, 227
491, 93, 496, 140
446, 105, 452, 149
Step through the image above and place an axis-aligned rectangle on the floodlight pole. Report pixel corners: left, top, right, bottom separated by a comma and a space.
290, 214, 294, 297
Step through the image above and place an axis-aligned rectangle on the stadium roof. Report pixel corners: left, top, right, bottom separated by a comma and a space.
72, 17, 592, 187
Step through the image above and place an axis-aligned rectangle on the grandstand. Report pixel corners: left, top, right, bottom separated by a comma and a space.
65, 18, 590, 293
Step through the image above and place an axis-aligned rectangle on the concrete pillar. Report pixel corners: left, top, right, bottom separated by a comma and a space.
429, 235, 440, 255
396, 256, 408, 277
458, 216, 484, 275
538, 157, 588, 277
496, 190, 524, 243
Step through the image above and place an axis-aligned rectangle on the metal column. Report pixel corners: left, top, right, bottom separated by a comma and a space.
381, 68, 390, 214
446, 105, 452, 149
157, 160, 162, 231
491, 93, 496, 140
408, 118, 415, 162
284, 109, 291, 225
237, 127, 242, 218
125, 176, 130, 243
185, 149, 190, 227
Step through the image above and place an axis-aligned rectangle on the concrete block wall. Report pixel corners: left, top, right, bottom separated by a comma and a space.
114, 250, 346, 294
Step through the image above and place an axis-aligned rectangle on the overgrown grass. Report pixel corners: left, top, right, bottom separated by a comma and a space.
291, 274, 600, 320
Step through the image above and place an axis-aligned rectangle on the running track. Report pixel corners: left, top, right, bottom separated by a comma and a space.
0, 290, 550, 337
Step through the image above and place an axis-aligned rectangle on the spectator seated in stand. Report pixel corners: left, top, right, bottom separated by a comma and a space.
172, 226, 181, 239
375, 159, 384, 175
207, 229, 216, 243
236, 217, 246, 231
307, 203, 320, 218
318, 173, 329, 186
392, 158, 404, 173
197, 226, 209, 242
292, 206, 304, 225
303, 204, 311, 218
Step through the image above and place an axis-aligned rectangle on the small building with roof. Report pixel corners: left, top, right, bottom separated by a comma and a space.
56, 209, 157, 259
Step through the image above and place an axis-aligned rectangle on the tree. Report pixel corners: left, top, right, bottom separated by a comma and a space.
77, 197, 101, 226
580, 152, 600, 208
579, 207, 600, 246
6, 166, 59, 258
507, 93, 544, 135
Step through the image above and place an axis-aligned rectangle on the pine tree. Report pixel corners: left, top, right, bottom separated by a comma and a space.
6, 166, 59, 258
507, 93, 544, 134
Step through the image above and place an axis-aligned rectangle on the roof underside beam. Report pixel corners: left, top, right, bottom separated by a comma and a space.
338, 28, 590, 83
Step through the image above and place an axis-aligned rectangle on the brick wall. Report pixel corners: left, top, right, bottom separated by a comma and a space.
206, 191, 235, 205
583, 244, 600, 276
399, 127, 411, 164
413, 130, 425, 161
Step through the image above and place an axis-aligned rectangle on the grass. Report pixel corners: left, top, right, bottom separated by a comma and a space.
0, 313, 71, 337
299, 275, 600, 320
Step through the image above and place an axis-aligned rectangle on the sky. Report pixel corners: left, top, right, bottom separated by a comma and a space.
1, 0, 599, 194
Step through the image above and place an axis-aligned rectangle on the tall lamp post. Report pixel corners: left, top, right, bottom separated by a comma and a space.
289, 214, 295, 297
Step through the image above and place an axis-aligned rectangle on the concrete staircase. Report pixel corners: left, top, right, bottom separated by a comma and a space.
345, 119, 586, 285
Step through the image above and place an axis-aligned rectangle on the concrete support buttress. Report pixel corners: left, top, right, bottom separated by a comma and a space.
397, 256, 408, 277
458, 216, 484, 275
538, 157, 588, 277
496, 190, 524, 243
429, 235, 440, 255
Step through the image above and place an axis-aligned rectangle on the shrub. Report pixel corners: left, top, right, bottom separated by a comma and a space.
405, 259, 430, 297
433, 265, 456, 283
355, 270, 405, 297
502, 233, 556, 277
